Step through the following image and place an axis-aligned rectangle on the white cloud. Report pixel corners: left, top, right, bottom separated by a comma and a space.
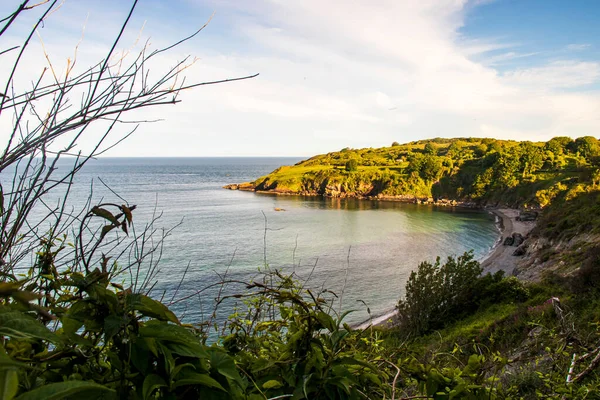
566, 43, 591, 51
502, 61, 600, 89
484, 51, 539, 65
2, 0, 600, 156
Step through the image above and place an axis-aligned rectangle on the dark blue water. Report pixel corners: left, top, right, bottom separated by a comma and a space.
5, 157, 499, 328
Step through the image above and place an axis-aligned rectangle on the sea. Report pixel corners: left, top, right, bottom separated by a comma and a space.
6, 157, 499, 331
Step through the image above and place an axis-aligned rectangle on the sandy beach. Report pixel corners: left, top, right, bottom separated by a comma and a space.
354, 208, 536, 330
480, 208, 536, 275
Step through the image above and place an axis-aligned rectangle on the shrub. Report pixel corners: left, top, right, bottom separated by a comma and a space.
397, 252, 483, 335
345, 159, 358, 172
396, 252, 530, 336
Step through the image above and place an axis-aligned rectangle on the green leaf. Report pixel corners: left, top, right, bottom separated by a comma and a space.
15, 381, 116, 400
262, 380, 283, 390
131, 340, 151, 374
127, 294, 179, 324
142, 374, 167, 400
209, 349, 242, 384
139, 321, 207, 358
88, 285, 119, 312
0, 282, 24, 297
61, 316, 84, 338
316, 312, 336, 332
172, 373, 225, 391
0, 344, 31, 371
103, 315, 127, 340
171, 363, 196, 380
0, 368, 18, 400
0, 309, 58, 343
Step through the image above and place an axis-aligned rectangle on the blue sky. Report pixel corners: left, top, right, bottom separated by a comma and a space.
1, 0, 600, 156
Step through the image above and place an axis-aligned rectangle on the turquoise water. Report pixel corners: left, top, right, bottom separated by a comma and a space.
6, 157, 499, 326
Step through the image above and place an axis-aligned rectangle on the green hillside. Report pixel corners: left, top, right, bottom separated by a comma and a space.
227, 136, 600, 209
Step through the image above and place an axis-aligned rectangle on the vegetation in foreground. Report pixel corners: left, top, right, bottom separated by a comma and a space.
3, 225, 600, 399
2, 2, 600, 399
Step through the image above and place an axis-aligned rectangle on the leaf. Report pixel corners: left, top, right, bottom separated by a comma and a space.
139, 321, 207, 358
262, 380, 283, 390
172, 372, 225, 391
122, 205, 133, 225
88, 285, 119, 311
103, 315, 127, 340
316, 311, 336, 332
127, 294, 179, 324
100, 225, 116, 240
0, 368, 18, 400
15, 381, 116, 400
142, 374, 167, 400
0, 344, 33, 373
0, 309, 58, 343
90, 206, 120, 225
131, 340, 151, 374
0, 282, 23, 297
11, 290, 42, 304
65, 300, 92, 322
209, 349, 242, 384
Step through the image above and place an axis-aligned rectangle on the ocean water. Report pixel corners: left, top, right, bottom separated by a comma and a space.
5, 157, 499, 327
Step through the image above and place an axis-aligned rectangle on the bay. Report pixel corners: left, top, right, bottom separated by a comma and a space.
5, 157, 499, 328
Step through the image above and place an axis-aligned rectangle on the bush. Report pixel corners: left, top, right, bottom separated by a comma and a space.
345, 159, 358, 172
396, 252, 530, 336
397, 252, 483, 335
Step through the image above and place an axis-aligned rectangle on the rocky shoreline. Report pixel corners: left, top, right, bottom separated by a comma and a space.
481, 208, 537, 276
223, 183, 479, 208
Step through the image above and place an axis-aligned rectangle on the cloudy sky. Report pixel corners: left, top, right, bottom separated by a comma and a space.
1, 0, 600, 156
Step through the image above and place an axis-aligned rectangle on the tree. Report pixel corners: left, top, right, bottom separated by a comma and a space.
420, 155, 443, 182
519, 141, 544, 177
474, 143, 488, 157
574, 136, 600, 161
391, 141, 400, 147
345, 158, 358, 171
545, 136, 573, 156
396, 252, 483, 335
423, 142, 437, 155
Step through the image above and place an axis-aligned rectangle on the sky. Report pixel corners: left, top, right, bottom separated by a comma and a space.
1, 0, 600, 157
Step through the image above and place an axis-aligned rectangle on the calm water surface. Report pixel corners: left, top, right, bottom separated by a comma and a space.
9, 157, 500, 327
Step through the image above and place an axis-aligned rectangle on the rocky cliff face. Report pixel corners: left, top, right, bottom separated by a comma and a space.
514, 233, 600, 281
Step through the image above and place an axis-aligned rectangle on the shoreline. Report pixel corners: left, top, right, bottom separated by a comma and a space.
224, 184, 479, 208
480, 208, 536, 275
353, 207, 537, 330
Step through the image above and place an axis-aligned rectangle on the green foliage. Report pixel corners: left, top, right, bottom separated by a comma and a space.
546, 136, 573, 156
222, 271, 388, 399
423, 142, 437, 155
246, 137, 599, 207
0, 213, 389, 399
536, 187, 600, 241
0, 204, 248, 399
574, 136, 600, 161
396, 252, 530, 337
397, 252, 482, 335
3, 204, 600, 398
345, 159, 358, 172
